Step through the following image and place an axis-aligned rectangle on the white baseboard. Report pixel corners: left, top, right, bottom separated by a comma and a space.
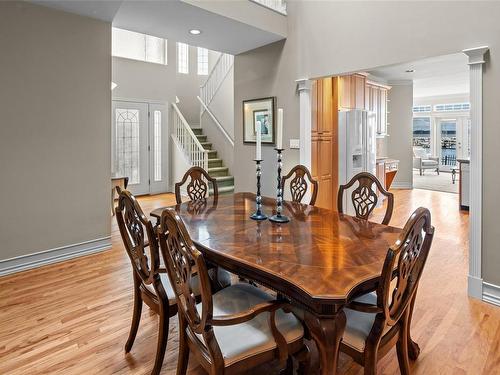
483, 282, 500, 307
390, 182, 413, 189
468, 275, 483, 299
0, 237, 112, 277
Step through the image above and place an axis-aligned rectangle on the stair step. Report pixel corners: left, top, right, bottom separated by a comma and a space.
214, 175, 234, 187
210, 185, 234, 195
200, 142, 212, 150
196, 134, 208, 142
191, 127, 203, 135
207, 150, 218, 159
208, 158, 223, 168
208, 166, 229, 177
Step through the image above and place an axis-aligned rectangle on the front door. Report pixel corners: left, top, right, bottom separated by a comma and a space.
112, 101, 168, 196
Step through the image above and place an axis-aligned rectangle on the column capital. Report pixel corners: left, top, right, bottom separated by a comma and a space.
296, 78, 312, 92
463, 46, 489, 65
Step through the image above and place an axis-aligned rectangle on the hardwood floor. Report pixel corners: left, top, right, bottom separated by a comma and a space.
1, 189, 499, 374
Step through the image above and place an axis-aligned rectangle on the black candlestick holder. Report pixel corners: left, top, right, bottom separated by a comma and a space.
250, 159, 268, 220
269, 148, 290, 223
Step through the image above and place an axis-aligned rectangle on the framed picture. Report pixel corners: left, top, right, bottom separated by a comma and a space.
243, 97, 276, 144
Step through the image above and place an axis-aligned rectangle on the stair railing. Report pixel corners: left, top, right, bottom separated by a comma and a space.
200, 53, 234, 108
197, 96, 234, 147
172, 103, 208, 171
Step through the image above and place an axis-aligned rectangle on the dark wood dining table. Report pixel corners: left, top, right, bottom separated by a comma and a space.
150, 192, 406, 375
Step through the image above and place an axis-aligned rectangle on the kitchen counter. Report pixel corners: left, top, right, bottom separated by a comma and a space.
376, 157, 399, 190
458, 159, 470, 210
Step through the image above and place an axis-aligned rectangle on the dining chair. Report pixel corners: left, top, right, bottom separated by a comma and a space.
340, 207, 434, 375
115, 190, 180, 375
157, 208, 310, 375
281, 164, 318, 205
337, 172, 394, 225
175, 166, 218, 204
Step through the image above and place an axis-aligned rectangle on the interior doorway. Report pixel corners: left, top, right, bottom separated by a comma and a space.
112, 100, 168, 196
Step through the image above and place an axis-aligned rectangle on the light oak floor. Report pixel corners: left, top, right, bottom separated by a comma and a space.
1, 189, 499, 374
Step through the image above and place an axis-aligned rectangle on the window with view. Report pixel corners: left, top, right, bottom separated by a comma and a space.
177, 43, 189, 74
197, 47, 209, 75
112, 28, 167, 65
413, 117, 431, 150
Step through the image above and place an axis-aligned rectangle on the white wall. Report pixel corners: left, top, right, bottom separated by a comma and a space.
387, 82, 414, 188
0, 2, 111, 264
233, 0, 500, 286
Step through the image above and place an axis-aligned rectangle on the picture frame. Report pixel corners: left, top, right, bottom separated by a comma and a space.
242, 97, 276, 144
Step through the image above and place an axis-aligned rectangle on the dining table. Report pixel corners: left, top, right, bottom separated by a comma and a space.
150, 192, 418, 375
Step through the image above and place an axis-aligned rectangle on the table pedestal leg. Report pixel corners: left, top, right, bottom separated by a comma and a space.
304, 310, 346, 375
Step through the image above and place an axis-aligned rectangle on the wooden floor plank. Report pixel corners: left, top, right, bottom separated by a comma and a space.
0, 189, 499, 374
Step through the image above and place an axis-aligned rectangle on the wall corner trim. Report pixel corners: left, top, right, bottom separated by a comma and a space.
0, 237, 112, 277
463, 46, 488, 299
483, 282, 500, 306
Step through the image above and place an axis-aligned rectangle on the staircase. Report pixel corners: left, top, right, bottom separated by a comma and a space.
191, 127, 234, 194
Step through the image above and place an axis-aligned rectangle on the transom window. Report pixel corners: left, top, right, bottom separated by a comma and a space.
434, 103, 470, 112
112, 28, 167, 65
177, 43, 189, 74
413, 105, 431, 113
197, 47, 209, 75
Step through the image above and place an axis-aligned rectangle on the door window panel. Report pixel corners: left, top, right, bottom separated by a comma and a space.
413, 117, 431, 150
153, 110, 162, 182
115, 109, 140, 184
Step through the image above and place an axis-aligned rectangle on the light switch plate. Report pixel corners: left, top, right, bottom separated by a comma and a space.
289, 139, 300, 149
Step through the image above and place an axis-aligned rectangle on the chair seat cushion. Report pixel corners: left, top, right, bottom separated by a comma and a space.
421, 160, 438, 166
195, 283, 304, 366
343, 292, 390, 352
144, 273, 200, 302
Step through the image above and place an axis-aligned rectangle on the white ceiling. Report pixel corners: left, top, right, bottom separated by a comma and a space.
29, 0, 286, 55
368, 53, 469, 98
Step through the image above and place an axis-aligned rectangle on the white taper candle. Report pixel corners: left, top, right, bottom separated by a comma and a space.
256, 120, 262, 160
277, 108, 283, 149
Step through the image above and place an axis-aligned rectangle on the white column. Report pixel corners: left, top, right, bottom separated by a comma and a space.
296, 79, 312, 169
462, 46, 488, 299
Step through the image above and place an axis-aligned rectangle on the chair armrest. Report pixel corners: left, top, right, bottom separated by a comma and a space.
346, 300, 383, 314
430, 157, 439, 162
209, 300, 286, 326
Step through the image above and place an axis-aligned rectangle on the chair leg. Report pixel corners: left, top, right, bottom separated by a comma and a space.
295, 344, 311, 375
151, 306, 169, 375
177, 315, 190, 375
396, 314, 411, 375
125, 277, 143, 353
280, 356, 294, 375
363, 344, 378, 375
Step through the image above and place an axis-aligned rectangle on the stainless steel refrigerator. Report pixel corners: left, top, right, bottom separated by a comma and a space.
338, 109, 377, 214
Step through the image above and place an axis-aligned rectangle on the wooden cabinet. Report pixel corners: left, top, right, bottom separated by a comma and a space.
338, 74, 366, 110
378, 87, 388, 136
311, 78, 338, 210
365, 83, 389, 136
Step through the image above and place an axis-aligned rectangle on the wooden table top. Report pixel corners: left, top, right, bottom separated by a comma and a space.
151, 192, 401, 311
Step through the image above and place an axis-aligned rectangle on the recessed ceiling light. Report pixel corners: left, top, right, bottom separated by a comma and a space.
405, 69, 415, 73
189, 29, 202, 35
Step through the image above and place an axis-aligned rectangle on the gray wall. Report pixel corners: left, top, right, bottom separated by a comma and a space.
200, 67, 234, 172
113, 44, 211, 125
233, 1, 500, 286
0, 2, 111, 260
387, 82, 414, 188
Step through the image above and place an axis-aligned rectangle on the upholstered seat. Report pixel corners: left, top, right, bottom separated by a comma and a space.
144, 269, 232, 301
343, 292, 391, 352
421, 160, 438, 166
195, 283, 304, 366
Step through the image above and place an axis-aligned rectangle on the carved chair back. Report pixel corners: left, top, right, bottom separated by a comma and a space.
337, 172, 394, 225
175, 166, 218, 205
281, 165, 318, 205
157, 208, 214, 336
378, 207, 434, 326
115, 190, 160, 286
